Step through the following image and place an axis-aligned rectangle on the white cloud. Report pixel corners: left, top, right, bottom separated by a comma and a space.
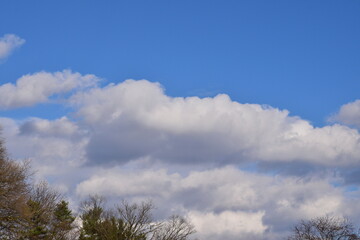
2, 76, 360, 239
0, 70, 99, 109
189, 210, 267, 240
0, 117, 88, 179
71, 80, 360, 167
75, 166, 356, 240
331, 99, 360, 128
0, 34, 25, 60
76, 169, 180, 198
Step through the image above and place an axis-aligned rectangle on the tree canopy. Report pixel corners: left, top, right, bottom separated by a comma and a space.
79, 196, 195, 240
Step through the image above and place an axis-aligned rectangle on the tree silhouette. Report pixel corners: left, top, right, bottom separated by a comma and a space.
288, 216, 360, 240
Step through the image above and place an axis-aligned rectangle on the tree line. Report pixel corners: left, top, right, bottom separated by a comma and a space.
1, 133, 360, 240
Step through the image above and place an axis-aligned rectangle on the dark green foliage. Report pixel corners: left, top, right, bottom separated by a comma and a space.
51, 200, 76, 240
78, 196, 194, 240
21, 199, 50, 239
79, 199, 104, 240
19, 198, 76, 240
78, 196, 138, 240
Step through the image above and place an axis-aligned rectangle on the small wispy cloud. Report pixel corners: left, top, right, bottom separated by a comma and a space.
0, 34, 25, 61
330, 99, 360, 128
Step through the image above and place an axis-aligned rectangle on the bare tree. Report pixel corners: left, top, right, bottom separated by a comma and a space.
117, 200, 160, 240
21, 181, 61, 239
287, 216, 360, 240
0, 133, 76, 240
151, 215, 196, 240
0, 136, 31, 239
79, 197, 159, 240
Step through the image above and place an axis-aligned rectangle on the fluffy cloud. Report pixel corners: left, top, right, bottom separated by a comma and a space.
0, 70, 99, 109
75, 166, 346, 220
0, 117, 88, 180
2, 74, 360, 239
75, 166, 357, 240
189, 210, 266, 240
0, 34, 25, 60
331, 99, 360, 128
70, 80, 360, 168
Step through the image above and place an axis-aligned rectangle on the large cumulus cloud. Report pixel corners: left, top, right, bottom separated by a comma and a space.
1, 73, 360, 239
70, 79, 360, 168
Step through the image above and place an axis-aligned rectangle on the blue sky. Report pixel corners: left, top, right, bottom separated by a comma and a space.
1, 0, 359, 125
1, 1, 360, 239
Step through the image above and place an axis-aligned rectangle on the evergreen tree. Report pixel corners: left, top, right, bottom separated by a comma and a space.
20, 199, 49, 240
51, 200, 76, 240
78, 196, 194, 240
